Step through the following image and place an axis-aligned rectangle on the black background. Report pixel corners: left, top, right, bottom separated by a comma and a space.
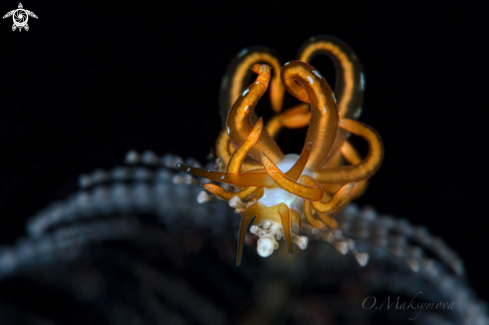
1, 0, 487, 303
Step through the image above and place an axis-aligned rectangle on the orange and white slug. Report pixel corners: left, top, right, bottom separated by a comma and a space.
177, 36, 384, 265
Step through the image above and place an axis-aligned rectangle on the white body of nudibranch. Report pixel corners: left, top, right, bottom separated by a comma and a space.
258, 154, 314, 209
252, 154, 312, 258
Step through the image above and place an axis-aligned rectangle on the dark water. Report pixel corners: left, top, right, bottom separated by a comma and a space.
0, 1, 486, 323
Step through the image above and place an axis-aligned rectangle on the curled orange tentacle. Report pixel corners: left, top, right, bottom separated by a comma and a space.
227, 117, 264, 173
265, 103, 311, 138
298, 36, 365, 163
300, 174, 354, 214
216, 127, 263, 172
215, 128, 231, 166
177, 164, 274, 188
284, 142, 312, 181
340, 140, 368, 198
303, 199, 325, 229
314, 118, 384, 183
260, 153, 323, 202
220, 48, 284, 119
318, 214, 339, 230
281, 61, 339, 171
203, 184, 258, 201
227, 64, 284, 163
313, 183, 355, 214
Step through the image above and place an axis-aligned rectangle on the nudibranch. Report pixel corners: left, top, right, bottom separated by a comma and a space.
177, 36, 384, 265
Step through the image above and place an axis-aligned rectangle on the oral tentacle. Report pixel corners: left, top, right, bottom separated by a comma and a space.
236, 203, 260, 266
277, 203, 293, 255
